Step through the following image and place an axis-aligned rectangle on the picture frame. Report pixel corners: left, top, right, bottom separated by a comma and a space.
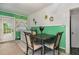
49, 16, 53, 21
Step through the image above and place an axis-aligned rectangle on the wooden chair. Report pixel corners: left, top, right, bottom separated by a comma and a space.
24, 32, 42, 55
44, 32, 63, 55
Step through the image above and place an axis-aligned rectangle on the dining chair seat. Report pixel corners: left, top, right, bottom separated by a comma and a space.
28, 44, 42, 50
44, 43, 54, 49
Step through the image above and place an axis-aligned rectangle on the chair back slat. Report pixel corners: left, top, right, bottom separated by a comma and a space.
24, 32, 32, 47
26, 35, 32, 46
54, 32, 63, 49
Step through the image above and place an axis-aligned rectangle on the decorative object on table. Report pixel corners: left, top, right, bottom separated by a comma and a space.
39, 26, 44, 34
45, 15, 48, 20
33, 18, 37, 25
49, 16, 54, 21
30, 27, 37, 35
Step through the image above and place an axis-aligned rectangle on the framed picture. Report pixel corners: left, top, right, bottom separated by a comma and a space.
45, 15, 48, 19
49, 16, 53, 21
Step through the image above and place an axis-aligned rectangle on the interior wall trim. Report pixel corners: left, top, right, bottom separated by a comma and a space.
0, 11, 27, 20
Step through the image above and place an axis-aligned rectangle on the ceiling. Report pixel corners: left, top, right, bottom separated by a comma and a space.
0, 3, 52, 16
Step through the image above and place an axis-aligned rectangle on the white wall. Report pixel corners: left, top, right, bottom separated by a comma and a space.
28, 3, 79, 54
28, 4, 65, 26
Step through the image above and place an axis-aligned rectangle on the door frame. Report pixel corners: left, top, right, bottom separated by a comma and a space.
70, 7, 79, 54
70, 10, 72, 54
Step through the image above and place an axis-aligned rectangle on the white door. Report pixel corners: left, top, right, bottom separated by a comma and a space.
71, 11, 79, 47
2, 16, 15, 41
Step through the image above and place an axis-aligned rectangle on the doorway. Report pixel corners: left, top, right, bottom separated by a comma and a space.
70, 8, 79, 55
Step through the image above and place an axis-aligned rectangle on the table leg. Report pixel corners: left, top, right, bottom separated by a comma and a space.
41, 39, 45, 55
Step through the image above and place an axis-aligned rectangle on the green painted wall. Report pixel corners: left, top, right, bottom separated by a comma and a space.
32, 25, 66, 48
15, 31, 21, 40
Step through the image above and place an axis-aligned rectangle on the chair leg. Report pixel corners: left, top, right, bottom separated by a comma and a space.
44, 48, 46, 55
26, 51, 28, 55
32, 50, 34, 55
58, 49, 60, 55
53, 49, 55, 55
41, 48, 42, 55
26, 46, 28, 55
57, 47, 60, 55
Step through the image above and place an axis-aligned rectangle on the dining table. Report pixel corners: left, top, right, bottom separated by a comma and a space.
32, 33, 56, 55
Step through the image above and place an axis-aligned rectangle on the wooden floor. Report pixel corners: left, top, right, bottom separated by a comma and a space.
0, 40, 24, 55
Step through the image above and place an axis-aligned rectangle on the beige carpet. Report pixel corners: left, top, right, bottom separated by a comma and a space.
0, 40, 25, 55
